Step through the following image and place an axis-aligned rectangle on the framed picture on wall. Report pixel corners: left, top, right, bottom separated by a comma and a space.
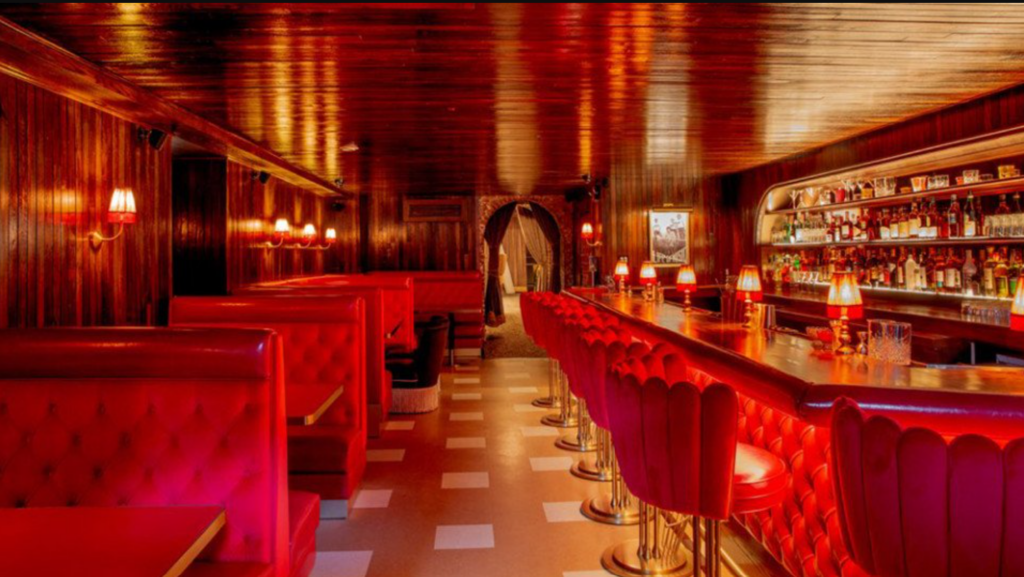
649, 208, 691, 265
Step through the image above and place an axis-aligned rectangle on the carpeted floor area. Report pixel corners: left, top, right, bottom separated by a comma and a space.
483, 295, 546, 359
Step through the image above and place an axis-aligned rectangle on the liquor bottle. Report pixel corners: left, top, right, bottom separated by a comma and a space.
964, 192, 978, 237
944, 248, 962, 293
927, 198, 942, 239
996, 248, 1010, 298
916, 249, 929, 290
889, 209, 901, 239
835, 185, 846, 204
983, 248, 998, 296
897, 208, 910, 239
886, 248, 898, 288
1014, 193, 1024, 237
904, 250, 919, 291
861, 181, 874, 200
841, 213, 852, 241
963, 249, 979, 296
1010, 249, 1022, 297
879, 210, 891, 240
895, 248, 907, 289
947, 194, 962, 238
929, 248, 944, 292
908, 202, 921, 238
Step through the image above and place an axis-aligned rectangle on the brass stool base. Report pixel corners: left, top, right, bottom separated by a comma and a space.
582, 495, 639, 526
571, 458, 612, 482
555, 433, 597, 453
541, 415, 577, 428
601, 540, 691, 577
531, 397, 558, 408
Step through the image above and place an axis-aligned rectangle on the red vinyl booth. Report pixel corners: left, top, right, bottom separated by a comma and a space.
367, 271, 485, 357
0, 328, 317, 577
257, 275, 416, 354
169, 296, 368, 518
236, 285, 391, 437
830, 398, 1024, 577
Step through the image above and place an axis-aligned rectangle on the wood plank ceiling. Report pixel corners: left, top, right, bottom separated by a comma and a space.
5, 3, 1024, 196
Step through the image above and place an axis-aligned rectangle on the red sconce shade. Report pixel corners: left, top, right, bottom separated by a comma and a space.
581, 221, 594, 242
827, 271, 864, 320
325, 228, 337, 242
301, 223, 317, 241
1012, 279, 1024, 331
106, 188, 137, 224
735, 265, 763, 302
639, 261, 658, 286
675, 264, 697, 292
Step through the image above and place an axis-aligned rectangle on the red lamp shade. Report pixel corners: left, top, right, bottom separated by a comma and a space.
106, 188, 137, 224
676, 264, 697, 292
639, 261, 658, 286
827, 271, 864, 320
301, 223, 317, 241
272, 218, 290, 241
735, 265, 763, 302
324, 228, 337, 242
581, 221, 594, 242
1012, 279, 1024, 331
613, 259, 630, 281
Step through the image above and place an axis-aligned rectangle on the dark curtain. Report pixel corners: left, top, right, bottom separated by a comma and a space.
484, 204, 516, 326
531, 202, 562, 293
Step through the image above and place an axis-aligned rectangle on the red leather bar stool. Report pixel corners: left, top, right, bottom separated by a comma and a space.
539, 299, 586, 430
579, 326, 642, 526
556, 310, 611, 457
603, 345, 790, 577
521, 292, 561, 410
830, 398, 1024, 577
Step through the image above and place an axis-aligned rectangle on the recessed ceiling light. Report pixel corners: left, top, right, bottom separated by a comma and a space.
341, 142, 360, 152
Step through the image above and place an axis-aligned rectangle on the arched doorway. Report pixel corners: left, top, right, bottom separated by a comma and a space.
481, 201, 562, 357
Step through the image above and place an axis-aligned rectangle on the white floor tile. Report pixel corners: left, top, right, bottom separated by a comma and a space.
450, 412, 484, 422
352, 489, 393, 510
366, 449, 405, 463
441, 472, 490, 489
530, 456, 574, 472
520, 426, 560, 438
451, 392, 482, 401
543, 501, 587, 523
383, 421, 415, 431
454, 377, 481, 384
434, 524, 495, 550
513, 404, 547, 413
446, 437, 487, 449
508, 386, 539, 394
310, 551, 374, 577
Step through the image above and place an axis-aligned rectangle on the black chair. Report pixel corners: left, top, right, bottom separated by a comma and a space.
388, 316, 450, 413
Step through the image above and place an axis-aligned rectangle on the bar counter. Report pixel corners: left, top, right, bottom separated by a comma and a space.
569, 290, 1024, 439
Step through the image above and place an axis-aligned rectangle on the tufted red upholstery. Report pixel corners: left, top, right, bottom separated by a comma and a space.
288, 491, 319, 577
234, 286, 391, 438
0, 328, 291, 577
368, 271, 484, 352
830, 398, 1024, 577
169, 296, 368, 501
260, 275, 416, 354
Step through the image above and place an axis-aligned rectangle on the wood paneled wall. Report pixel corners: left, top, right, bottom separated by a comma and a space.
225, 160, 359, 290
0, 73, 171, 328
361, 193, 477, 272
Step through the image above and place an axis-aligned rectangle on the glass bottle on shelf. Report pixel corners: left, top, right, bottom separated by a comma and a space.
904, 250, 919, 291
908, 202, 921, 238
964, 192, 978, 237
1014, 192, 1024, 237
878, 209, 891, 240
841, 213, 852, 241
983, 248, 998, 297
886, 248, 899, 288
1010, 249, 1022, 297
996, 248, 1010, 298
944, 248, 962, 294
963, 249, 979, 296
927, 198, 941, 239
897, 208, 909, 239
929, 248, 944, 292
947, 194, 962, 238
895, 248, 907, 289
916, 249, 929, 291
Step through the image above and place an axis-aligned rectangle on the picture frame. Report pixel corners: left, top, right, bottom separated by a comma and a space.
648, 208, 691, 266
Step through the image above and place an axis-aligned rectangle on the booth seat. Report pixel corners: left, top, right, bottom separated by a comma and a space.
257, 275, 416, 354
0, 328, 317, 577
236, 285, 391, 438
367, 271, 484, 357
170, 296, 367, 519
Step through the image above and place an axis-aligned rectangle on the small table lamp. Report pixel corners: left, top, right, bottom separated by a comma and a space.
827, 271, 864, 355
675, 264, 697, 311
736, 265, 763, 328
639, 261, 658, 302
1012, 278, 1024, 331
613, 259, 630, 295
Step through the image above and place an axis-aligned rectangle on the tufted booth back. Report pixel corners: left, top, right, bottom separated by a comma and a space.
169, 296, 367, 430
0, 328, 290, 576
260, 275, 416, 353
830, 398, 1024, 577
368, 271, 483, 312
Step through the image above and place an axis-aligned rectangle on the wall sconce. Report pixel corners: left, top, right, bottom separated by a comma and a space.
89, 188, 136, 249
580, 221, 601, 247
267, 218, 290, 248
298, 223, 317, 248
320, 228, 337, 250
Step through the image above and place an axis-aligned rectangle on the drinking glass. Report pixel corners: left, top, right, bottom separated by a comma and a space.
928, 174, 950, 189
867, 320, 887, 361
999, 165, 1018, 179
1014, 212, 1024, 237
884, 321, 913, 366
963, 169, 980, 184
911, 176, 929, 192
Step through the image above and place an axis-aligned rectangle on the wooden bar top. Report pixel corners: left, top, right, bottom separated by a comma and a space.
570, 290, 1024, 438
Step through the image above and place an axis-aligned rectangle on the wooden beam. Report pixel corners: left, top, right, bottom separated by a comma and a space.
0, 16, 346, 197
